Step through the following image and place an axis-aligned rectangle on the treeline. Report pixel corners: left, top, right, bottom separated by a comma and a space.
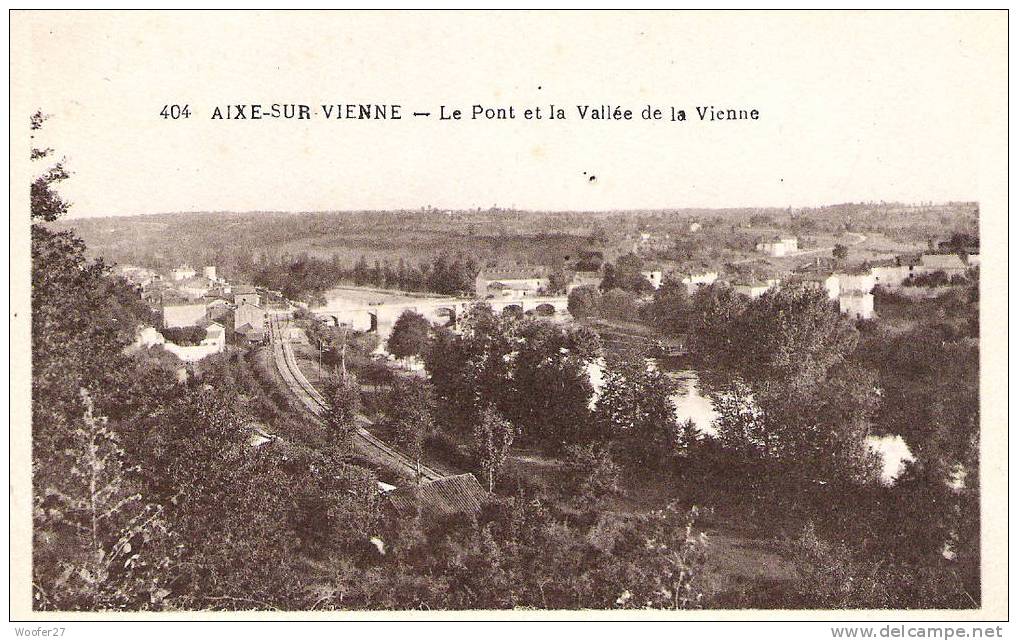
240, 251, 479, 304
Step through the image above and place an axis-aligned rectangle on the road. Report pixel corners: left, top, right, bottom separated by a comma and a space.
268, 314, 446, 483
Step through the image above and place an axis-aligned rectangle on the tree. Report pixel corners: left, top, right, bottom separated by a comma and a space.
30, 110, 70, 222
506, 321, 599, 449
352, 255, 370, 285
32, 113, 171, 609
33, 391, 176, 610
567, 285, 602, 319
386, 310, 432, 362
547, 269, 570, 295
564, 443, 620, 506
694, 284, 880, 488
386, 379, 435, 484
832, 243, 849, 261
593, 351, 679, 468
599, 288, 640, 322
324, 378, 361, 450
643, 275, 690, 335
473, 405, 516, 492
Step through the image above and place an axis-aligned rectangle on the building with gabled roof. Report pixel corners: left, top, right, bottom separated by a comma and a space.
475, 266, 549, 298
920, 253, 968, 274
233, 286, 260, 307
384, 473, 487, 519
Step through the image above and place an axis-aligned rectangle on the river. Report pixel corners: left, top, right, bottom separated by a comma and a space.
590, 357, 913, 484
319, 288, 913, 483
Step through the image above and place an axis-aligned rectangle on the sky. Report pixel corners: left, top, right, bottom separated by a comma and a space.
11, 11, 1007, 218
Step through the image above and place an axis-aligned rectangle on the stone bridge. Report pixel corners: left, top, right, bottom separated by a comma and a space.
314, 295, 570, 336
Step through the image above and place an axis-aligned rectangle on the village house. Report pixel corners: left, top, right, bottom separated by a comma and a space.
966, 254, 980, 267
836, 270, 876, 294
733, 280, 773, 299
203, 265, 218, 281
679, 270, 718, 295
234, 302, 266, 332
839, 292, 875, 320
235, 324, 266, 345
233, 285, 261, 307
114, 265, 160, 288
205, 298, 230, 321
177, 276, 211, 299
566, 270, 603, 293
199, 320, 227, 353
755, 236, 799, 257
919, 253, 969, 276
870, 262, 914, 288
475, 267, 549, 298
171, 264, 197, 281
162, 297, 208, 328
788, 272, 840, 300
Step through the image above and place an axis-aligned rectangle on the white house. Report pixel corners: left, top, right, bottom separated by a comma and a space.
171, 265, 197, 281
199, 322, 226, 352
177, 277, 210, 299
837, 271, 876, 294
966, 254, 980, 267
203, 265, 218, 281
679, 271, 718, 295
756, 236, 799, 257
233, 286, 261, 307
839, 292, 874, 320
871, 264, 913, 288
162, 299, 207, 328
794, 273, 840, 300
476, 267, 549, 298
734, 281, 772, 299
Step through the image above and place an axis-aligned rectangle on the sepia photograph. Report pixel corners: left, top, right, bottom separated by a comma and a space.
8, 9, 1008, 625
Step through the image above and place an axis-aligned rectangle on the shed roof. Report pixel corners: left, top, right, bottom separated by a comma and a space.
386, 473, 487, 518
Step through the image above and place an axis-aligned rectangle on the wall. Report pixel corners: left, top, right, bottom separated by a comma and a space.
163, 303, 207, 328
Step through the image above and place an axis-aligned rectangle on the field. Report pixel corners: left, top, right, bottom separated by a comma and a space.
54, 203, 976, 281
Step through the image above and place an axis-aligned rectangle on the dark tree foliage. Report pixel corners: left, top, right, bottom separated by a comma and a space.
601, 252, 654, 293
593, 351, 679, 468
567, 284, 602, 319
385, 378, 435, 481
324, 377, 362, 450
691, 283, 880, 488
641, 275, 691, 336
31, 112, 176, 610
386, 310, 432, 361
425, 303, 602, 450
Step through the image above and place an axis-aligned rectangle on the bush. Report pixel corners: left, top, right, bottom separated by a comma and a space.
161, 326, 206, 346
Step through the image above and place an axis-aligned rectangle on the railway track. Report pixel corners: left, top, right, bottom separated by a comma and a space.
268, 314, 445, 483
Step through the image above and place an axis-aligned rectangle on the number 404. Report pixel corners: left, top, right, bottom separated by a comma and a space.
160, 104, 191, 119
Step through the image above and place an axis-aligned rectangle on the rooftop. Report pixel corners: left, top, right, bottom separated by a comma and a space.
386, 473, 487, 518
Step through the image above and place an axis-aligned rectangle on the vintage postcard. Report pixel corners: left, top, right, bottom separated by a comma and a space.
8, 9, 1008, 624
